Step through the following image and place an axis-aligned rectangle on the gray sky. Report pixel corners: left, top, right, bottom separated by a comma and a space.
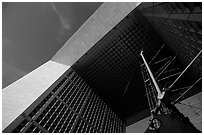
2, 2, 102, 88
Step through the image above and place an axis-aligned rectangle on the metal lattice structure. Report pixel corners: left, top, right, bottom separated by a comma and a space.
3, 69, 125, 133
140, 45, 201, 132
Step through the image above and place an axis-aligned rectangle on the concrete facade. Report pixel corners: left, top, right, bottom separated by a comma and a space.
2, 60, 70, 130
3, 2, 201, 132
52, 2, 140, 66
3, 3, 141, 132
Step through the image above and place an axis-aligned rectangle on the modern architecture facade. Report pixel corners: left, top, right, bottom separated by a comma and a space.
3, 2, 202, 133
3, 67, 125, 133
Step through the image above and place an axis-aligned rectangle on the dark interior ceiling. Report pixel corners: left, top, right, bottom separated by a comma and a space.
71, 2, 201, 126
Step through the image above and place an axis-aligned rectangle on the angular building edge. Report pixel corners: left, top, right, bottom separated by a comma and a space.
2, 60, 70, 131
51, 2, 140, 66
2, 2, 142, 132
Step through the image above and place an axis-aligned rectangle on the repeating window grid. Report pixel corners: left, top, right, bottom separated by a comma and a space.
59, 83, 75, 101
81, 122, 89, 133
51, 103, 67, 132
81, 93, 93, 120
110, 111, 115, 132
103, 108, 108, 132
63, 85, 78, 106
96, 100, 105, 130
60, 111, 76, 133
74, 119, 83, 132
117, 116, 123, 132
25, 124, 42, 133
77, 78, 84, 89
113, 115, 117, 133
79, 14, 151, 92
28, 93, 53, 119
64, 112, 78, 133
57, 108, 72, 133
35, 97, 57, 122
69, 87, 82, 110
91, 99, 101, 128
103, 108, 110, 132
68, 71, 75, 80
70, 87, 82, 109
82, 93, 95, 121
84, 86, 91, 96
87, 123, 95, 133
100, 104, 107, 132
75, 89, 88, 113
79, 81, 89, 94
88, 94, 99, 124
88, 94, 97, 123
49, 105, 67, 132
78, 120, 86, 133
73, 75, 82, 88
118, 120, 122, 132
12, 119, 30, 133
35, 99, 56, 128
75, 118, 97, 133
83, 122, 89, 133
121, 120, 124, 132
160, 19, 200, 41
80, 121, 87, 133
81, 83, 89, 94
57, 80, 73, 100
109, 110, 114, 132
39, 100, 62, 130
69, 73, 76, 83
37, 98, 67, 130
52, 76, 68, 93
107, 109, 112, 132
20, 122, 34, 133
66, 70, 74, 78
69, 73, 77, 82
111, 110, 117, 132
75, 119, 92, 133
114, 118, 119, 133
10, 68, 125, 133
82, 121, 90, 133
99, 101, 107, 131
90, 98, 99, 126
75, 75, 81, 84
93, 100, 103, 131
85, 94, 95, 122
79, 81, 86, 93
72, 89, 86, 113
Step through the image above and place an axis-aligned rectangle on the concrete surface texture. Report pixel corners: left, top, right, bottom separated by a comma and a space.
2, 60, 70, 130
52, 2, 140, 66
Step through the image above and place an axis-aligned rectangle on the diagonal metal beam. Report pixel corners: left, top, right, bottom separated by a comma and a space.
168, 50, 202, 89
170, 86, 190, 92
173, 77, 201, 104
157, 72, 181, 82
163, 68, 180, 74
140, 51, 165, 99
149, 44, 165, 65
152, 56, 172, 65
155, 56, 175, 79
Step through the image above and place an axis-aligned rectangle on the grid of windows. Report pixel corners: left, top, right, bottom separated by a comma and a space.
72, 9, 164, 114
137, 2, 202, 80
8, 68, 125, 133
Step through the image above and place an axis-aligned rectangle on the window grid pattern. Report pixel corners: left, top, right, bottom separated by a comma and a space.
138, 2, 202, 80
71, 7, 164, 115
10, 69, 125, 133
